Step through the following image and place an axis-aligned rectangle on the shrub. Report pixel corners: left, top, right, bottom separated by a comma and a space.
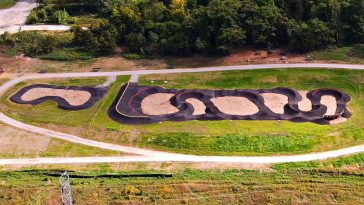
39, 49, 93, 61
123, 53, 141, 60
53, 9, 69, 24
26, 10, 39, 24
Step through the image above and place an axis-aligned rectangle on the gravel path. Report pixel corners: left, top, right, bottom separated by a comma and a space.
0, 0, 70, 34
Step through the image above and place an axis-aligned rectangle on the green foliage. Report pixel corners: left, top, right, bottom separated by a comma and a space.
53, 9, 69, 24
123, 53, 141, 60
39, 48, 93, 61
72, 19, 117, 54
20, 0, 364, 56
273, 153, 364, 171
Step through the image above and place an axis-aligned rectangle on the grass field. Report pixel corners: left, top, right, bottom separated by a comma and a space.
1, 69, 364, 156
1, 156, 364, 205
0, 0, 16, 9
1, 150, 364, 204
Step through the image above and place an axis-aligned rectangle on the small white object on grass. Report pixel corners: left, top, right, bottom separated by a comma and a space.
164, 81, 168, 83
151, 80, 154, 83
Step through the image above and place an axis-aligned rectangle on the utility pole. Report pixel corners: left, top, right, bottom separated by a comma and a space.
60, 171, 73, 205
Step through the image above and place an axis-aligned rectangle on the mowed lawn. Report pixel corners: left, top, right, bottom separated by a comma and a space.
0, 0, 16, 9
1, 69, 364, 156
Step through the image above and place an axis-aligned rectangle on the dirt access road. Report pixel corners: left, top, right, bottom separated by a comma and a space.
0, 0, 70, 34
0, 63, 364, 165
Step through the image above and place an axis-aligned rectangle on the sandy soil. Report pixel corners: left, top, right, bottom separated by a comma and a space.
21, 88, 91, 106
298, 91, 338, 116
321, 95, 337, 115
186, 98, 206, 115
211, 96, 259, 116
141, 93, 178, 115
261, 93, 288, 114
298, 91, 312, 111
330, 117, 347, 125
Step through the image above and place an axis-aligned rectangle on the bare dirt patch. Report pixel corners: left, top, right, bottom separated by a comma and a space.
211, 96, 259, 116
0, 54, 168, 74
330, 117, 347, 125
0, 124, 51, 156
141, 93, 179, 115
222, 49, 306, 65
298, 91, 312, 111
186, 98, 206, 115
21, 88, 91, 106
321, 95, 337, 115
261, 93, 288, 114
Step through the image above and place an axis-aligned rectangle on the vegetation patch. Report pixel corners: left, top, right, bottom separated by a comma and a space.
0, 167, 364, 204
0, 0, 16, 9
311, 46, 364, 63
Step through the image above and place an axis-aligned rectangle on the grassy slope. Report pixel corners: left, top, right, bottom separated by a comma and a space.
310, 46, 364, 63
0, 0, 16, 9
1, 69, 364, 156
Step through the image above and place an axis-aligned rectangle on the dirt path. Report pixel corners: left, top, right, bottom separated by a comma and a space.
0, 63, 363, 165
0, 0, 70, 34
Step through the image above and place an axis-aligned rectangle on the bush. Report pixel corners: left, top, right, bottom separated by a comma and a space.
26, 10, 39, 24
52, 9, 69, 24
39, 49, 93, 61
123, 53, 141, 60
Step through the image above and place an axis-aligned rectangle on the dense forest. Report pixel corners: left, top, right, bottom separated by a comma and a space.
13, 0, 364, 56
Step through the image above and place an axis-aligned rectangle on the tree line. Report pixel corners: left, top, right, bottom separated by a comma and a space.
20, 0, 364, 56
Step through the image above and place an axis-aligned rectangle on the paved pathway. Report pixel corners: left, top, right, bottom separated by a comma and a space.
0, 63, 363, 165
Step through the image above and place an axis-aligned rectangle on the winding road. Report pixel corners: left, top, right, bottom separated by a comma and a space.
0, 63, 364, 165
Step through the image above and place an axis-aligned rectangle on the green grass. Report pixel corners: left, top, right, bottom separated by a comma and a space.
310, 45, 364, 63
273, 152, 364, 172
0, 0, 16, 9
0, 167, 364, 204
2, 69, 364, 156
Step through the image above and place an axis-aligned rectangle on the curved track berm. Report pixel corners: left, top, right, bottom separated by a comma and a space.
108, 83, 352, 125
11, 84, 107, 110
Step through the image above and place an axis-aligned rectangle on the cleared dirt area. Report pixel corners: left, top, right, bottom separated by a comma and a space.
0, 123, 51, 156
321, 95, 337, 115
141, 93, 179, 115
298, 91, 312, 111
21, 88, 91, 106
223, 49, 306, 65
0, 54, 168, 73
261, 93, 288, 114
211, 96, 259, 116
186, 98, 206, 115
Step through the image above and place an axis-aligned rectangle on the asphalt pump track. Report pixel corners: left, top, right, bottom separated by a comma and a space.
108, 83, 352, 125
